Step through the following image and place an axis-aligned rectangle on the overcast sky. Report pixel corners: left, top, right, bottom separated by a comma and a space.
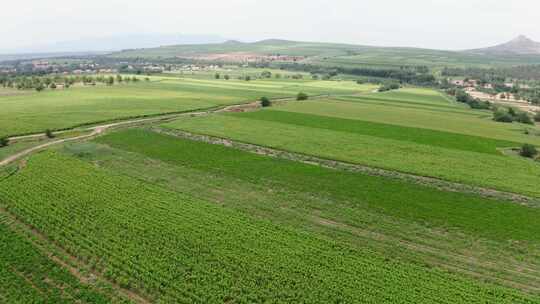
1, 0, 538, 53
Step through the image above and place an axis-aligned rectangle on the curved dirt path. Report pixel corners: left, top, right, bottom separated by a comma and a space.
0, 115, 195, 167
0, 130, 101, 167
0, 109, 214, 167
0, 93, 340, 167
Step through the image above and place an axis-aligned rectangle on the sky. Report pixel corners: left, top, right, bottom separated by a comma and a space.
0, 0, 539, 53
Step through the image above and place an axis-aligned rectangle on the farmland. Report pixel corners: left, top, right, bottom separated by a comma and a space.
163, 87, 540, 197
0, 214, 119, 303
3, 1, 540, 302
0, 147, 538, 303
1, 72, 540, 303
0, 76, 373, 138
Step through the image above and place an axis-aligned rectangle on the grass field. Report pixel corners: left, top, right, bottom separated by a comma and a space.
1, 143, 539, 302
163, 88, 540, 197
0, 76, 375, 138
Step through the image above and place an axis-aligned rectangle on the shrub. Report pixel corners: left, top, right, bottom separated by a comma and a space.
45, 129, 55, 139
493, 110, 513, 123
297, 92, 309, 101
508, 107, 517, 117
260, 97, 271, 107
455, 90, 472, 103
261, 71, 272, 78
520, 144, 538, 158
468, 99, 490, 110
0, 137, 8, 147
35, 84, 45, 92
515, 112, 534, 125
378, 82, 401, 92
534, 112, 540, 122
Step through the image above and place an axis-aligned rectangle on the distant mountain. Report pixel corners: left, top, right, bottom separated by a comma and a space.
2, 34, 227, 54
467, 35, 540, 55
0, 52, 108, 63
109, 38, 540, 68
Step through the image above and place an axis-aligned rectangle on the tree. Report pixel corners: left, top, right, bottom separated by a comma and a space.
35, 84, 45, 92
107, 76, 115, 86
45, 129, 55, 139
520, 144, 538, 158
116, 74, 123, 83
516, 112, 534, 125
493, 109, 513, 123
50, 83, 57, 89
534, 112, 540, 122
224, 75, 230, 80
379, 82, 401, 92
297, 92, 309, 101
260, 96, 271, 107
0, 137, 8, 147
215, 73, 221, 79
245, 76, 251, 81
261, 71, 272, 78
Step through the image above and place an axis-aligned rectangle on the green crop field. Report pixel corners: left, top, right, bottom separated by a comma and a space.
0, 215, 118, 303
59, 130, 539, 294
2, 71, 540, 303
0, 137, 539, 302
0, 76, 375, 138
163, 88, 540, 197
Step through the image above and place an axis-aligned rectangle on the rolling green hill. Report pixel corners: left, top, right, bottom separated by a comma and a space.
110, 39, 540, 68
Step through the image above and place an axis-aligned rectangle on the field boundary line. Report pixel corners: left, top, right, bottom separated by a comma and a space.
151, 128, 540, 207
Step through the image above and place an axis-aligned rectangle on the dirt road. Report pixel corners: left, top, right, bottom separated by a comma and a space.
0, 94, 342, 167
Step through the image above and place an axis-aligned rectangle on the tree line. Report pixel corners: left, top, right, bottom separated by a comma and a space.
0, 75, 149, 92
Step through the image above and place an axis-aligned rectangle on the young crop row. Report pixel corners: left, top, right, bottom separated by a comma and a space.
0, 214, 114, 303
0, 151, 538, 303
